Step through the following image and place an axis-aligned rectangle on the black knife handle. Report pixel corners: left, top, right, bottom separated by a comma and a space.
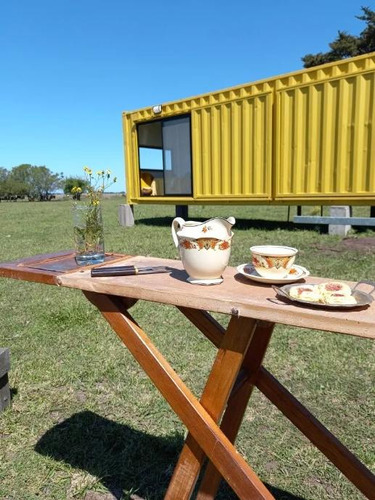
91, 266, 136, 277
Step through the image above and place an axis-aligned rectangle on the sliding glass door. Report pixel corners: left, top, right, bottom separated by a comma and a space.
137, 115, 192, 196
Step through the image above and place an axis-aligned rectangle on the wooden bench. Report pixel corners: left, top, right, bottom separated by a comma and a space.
0, 348, 11, 412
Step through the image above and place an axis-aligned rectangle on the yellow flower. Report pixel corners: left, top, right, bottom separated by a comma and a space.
77, 166, 116, 207
71, 186, 77, 193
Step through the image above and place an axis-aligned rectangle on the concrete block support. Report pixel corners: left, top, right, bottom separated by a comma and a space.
329, 206, 352, 236
118, 204, 134, 227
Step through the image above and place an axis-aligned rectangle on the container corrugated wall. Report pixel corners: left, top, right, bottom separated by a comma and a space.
123, 52, 375, 205
275, 70, 375, 199
192, 93, 273, 199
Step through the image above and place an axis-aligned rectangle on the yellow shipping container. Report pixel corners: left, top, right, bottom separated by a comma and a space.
122, 52, 375, 207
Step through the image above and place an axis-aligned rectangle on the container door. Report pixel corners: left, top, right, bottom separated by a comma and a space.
137, 115, 192, 197
162, 116, 192, 195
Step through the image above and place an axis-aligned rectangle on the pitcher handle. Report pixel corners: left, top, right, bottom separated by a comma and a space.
171, 217, 185, 248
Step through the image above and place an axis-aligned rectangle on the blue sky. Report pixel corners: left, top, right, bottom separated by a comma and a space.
0, 1, 370, 191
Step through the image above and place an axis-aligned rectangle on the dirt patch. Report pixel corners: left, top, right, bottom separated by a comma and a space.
341, 237, 375, 252
313, 237, 375, 255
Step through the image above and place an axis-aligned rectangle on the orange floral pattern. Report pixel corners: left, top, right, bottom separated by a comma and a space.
181, 239, 195, 249
219, 240, 230, 250
180, 238, 231, 251
252, 255, 291, 270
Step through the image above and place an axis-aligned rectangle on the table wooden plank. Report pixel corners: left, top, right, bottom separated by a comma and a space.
0, 251, 130, 285
56, 255, 375, 339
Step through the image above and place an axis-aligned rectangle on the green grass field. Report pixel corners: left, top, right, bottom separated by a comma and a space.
0, 198, 374, 500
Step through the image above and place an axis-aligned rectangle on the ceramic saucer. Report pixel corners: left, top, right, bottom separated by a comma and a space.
237, 264, 310, 284
187, 277, 223, 285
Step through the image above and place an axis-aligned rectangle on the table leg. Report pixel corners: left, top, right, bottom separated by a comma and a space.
196, 321, 274, 500
83, 292, 274, 500
186, 309, 375, 500
256, 367, 375, 499
165, 315, 258, 499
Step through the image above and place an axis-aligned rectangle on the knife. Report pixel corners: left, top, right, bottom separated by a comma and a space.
91, 265, 171, 277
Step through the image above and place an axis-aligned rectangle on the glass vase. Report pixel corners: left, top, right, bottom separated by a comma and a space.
73, 204, 105, 266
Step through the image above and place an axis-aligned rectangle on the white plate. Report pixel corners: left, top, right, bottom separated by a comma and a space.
237, 264, 310, 284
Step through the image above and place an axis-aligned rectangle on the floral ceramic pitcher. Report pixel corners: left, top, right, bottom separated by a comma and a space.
171, 217, 235, 284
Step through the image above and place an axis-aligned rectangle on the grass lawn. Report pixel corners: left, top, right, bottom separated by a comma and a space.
0, 197, 374, 500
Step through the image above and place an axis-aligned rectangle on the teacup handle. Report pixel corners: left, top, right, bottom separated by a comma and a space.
171, 217, 185, 248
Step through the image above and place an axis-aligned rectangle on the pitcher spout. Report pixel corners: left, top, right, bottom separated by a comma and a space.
203, 216, 236, 238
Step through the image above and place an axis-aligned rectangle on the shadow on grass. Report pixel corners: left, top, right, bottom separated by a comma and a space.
136, 216, 327, 233
35, 410, 306, 500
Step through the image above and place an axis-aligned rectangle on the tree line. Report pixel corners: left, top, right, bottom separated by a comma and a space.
0, 164, 65, 201
0, 164, 88, 202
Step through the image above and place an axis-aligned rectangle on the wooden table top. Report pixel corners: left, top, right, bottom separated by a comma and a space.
1, 251, 374, 340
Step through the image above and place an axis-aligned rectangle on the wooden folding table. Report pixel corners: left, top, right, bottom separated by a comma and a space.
0, 251, 374, 500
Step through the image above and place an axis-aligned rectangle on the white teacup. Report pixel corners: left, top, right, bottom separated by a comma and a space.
250, 245, 298, 279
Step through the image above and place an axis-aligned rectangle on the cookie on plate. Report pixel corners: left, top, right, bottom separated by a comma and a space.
289, 285, 321, 302
324, 292, 357, 305
318, 281, 352, 297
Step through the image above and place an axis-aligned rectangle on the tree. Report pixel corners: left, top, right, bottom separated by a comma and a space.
0, 167, 8, 182
29, 166, 64, 200
8, 164, 63, 200
8, 164, 31, 196
3, 165, 30, 199
302, 6, 375, 68
357, 6, 375, 53
0, 168, 9, 199
63, 177, 88, 200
